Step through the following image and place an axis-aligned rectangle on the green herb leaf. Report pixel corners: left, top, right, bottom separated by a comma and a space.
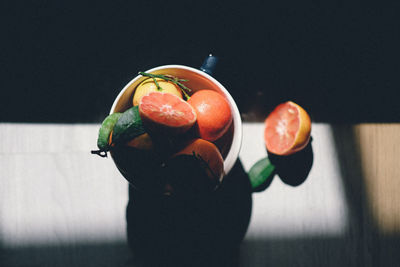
248, 156, 276, 192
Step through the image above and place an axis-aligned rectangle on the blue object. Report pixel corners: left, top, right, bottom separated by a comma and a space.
200, 54, 218, 75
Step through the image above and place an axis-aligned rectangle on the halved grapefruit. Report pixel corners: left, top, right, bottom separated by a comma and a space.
139, 91, 197, 135
264, 101, 311, 156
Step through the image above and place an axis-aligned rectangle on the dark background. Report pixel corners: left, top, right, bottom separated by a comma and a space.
1, 1, 399, 123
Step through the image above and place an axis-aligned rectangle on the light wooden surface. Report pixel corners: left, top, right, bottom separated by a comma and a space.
353, 124, 400, 234
0, 123, 399, 266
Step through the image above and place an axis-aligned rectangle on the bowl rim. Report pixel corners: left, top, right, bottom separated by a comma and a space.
110, 64, 243, 176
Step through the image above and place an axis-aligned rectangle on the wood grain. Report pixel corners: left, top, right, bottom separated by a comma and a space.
353, 124, 400, 234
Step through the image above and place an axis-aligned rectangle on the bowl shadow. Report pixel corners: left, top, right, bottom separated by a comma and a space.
269, 137, 314, 186
125, 159, 252, 267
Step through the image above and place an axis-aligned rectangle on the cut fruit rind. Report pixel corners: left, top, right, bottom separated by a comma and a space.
264, 101, 311, 156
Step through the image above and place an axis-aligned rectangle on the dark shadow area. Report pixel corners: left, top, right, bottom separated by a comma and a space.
269, 137, 314, 186
0, 242, 133, 267
240, 235, 400, 267
1, 1, 399, 123
330, 125, 379, 266
126, 159, 252, 267
0, 242, 4, 267
329, 124, 400, 267
0, 160, 250, 267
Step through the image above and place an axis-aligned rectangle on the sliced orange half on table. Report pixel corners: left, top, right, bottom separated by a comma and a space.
264, 101, 311, 156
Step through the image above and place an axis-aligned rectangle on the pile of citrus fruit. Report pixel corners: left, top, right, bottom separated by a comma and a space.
92, 72, 233, 195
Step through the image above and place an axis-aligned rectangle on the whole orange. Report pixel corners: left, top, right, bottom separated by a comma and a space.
188, 90, 232, 142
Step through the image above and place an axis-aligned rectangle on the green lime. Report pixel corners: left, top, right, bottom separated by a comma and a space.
112, 105, 146, 146
96, 112, 122, 151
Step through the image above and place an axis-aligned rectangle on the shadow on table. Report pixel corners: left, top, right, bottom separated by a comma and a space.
2, 126, 400, 267
126, 160, 252, 267
0, 161, 252, 267
269, 137, 314, 187
240, 234, 400, 267
238, 124, 400, 267
0, 242, 132, 267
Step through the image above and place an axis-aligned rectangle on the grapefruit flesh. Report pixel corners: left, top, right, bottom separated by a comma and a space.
264, 101, 311, 156
139, 91, 196, 135
188, 90, 232, 142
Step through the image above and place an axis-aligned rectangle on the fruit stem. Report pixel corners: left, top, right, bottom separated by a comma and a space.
138, 72, 192, 100
91, 149, 108, 157
151, 77, 163, 91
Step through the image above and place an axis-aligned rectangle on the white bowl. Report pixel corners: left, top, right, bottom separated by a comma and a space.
110, 65, 242, 176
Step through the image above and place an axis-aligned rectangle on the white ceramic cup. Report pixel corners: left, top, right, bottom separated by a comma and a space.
110, 65, 242, 176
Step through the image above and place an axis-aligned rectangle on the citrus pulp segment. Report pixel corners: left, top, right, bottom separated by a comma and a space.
264, 101, 311, 156
139, 91, 197, 135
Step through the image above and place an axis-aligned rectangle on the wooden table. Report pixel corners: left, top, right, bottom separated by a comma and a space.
1, 123, 399, 266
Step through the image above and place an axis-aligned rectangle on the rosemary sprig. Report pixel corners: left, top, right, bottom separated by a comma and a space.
138, 71, 192, 100
152, 77, 162, 90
